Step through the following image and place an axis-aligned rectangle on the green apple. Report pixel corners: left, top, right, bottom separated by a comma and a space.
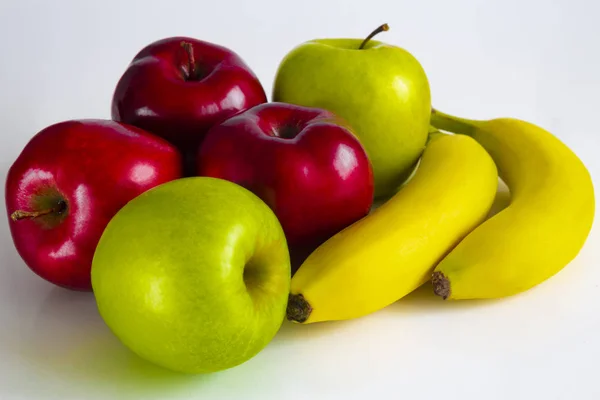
273, 24, 431, 198
91, 177, 290, 374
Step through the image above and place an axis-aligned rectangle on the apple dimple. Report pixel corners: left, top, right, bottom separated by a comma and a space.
274, 121, 304, 139
252, 103, 331, 140
243, 257, 264, 294
242, 246, 287, 306
179, 65, 211, 82
11, 186, 70, 229
178, 41, 214, 83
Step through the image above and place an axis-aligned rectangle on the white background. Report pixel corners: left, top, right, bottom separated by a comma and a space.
1, 0, 599, 399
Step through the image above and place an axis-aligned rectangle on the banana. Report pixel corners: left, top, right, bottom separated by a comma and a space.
287, 133, 498, 323
430, 109, 595, 300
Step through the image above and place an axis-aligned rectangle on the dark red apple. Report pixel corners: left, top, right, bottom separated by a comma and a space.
111, 36, 267, 173
197, 102, 374, 269
5, 120, 183, 291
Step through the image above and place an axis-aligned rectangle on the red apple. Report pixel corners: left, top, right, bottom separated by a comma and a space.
5, 120, 183, 291
111, 36, 267, 173
197, 102, 374, 269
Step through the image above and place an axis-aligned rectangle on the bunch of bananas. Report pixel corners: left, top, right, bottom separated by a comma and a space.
288, 110, 595, 324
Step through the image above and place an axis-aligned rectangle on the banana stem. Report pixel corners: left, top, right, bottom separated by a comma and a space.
430, 109, 478, 136
432, 271, 451, 300
286, 293, 312, 323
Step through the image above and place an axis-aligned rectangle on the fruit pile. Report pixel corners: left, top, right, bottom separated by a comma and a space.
5, 24, 595, 375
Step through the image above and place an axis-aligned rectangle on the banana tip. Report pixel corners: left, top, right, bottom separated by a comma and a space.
287, 293, 312, 323
432, 271, 451, 300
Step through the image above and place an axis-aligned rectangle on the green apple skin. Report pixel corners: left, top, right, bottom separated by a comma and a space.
91, 177, 290, 374
273, 39, 431, 198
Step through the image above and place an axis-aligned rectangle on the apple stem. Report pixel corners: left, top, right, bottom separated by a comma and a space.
10, 200, 67, 222
358, 23, 389, 50
180, 41, 198, 80
432, 271, 451, 300
286, 293, 312, 323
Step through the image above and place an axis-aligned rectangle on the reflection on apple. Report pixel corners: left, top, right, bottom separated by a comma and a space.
112, 36, 268, 174
92, 177, 290, 373
273, 24, 431, 198
5, 120, 183, 290
197, 102, 374, 270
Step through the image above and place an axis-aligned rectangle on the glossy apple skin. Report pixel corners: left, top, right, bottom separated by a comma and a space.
197, 102, 374, 269
273, 38, 431, 199
5, 120, 183, 291
92, 177, 290, 373
112, 36, 267, 172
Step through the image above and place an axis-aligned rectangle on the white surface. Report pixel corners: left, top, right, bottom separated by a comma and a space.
1, 1, 599, 399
